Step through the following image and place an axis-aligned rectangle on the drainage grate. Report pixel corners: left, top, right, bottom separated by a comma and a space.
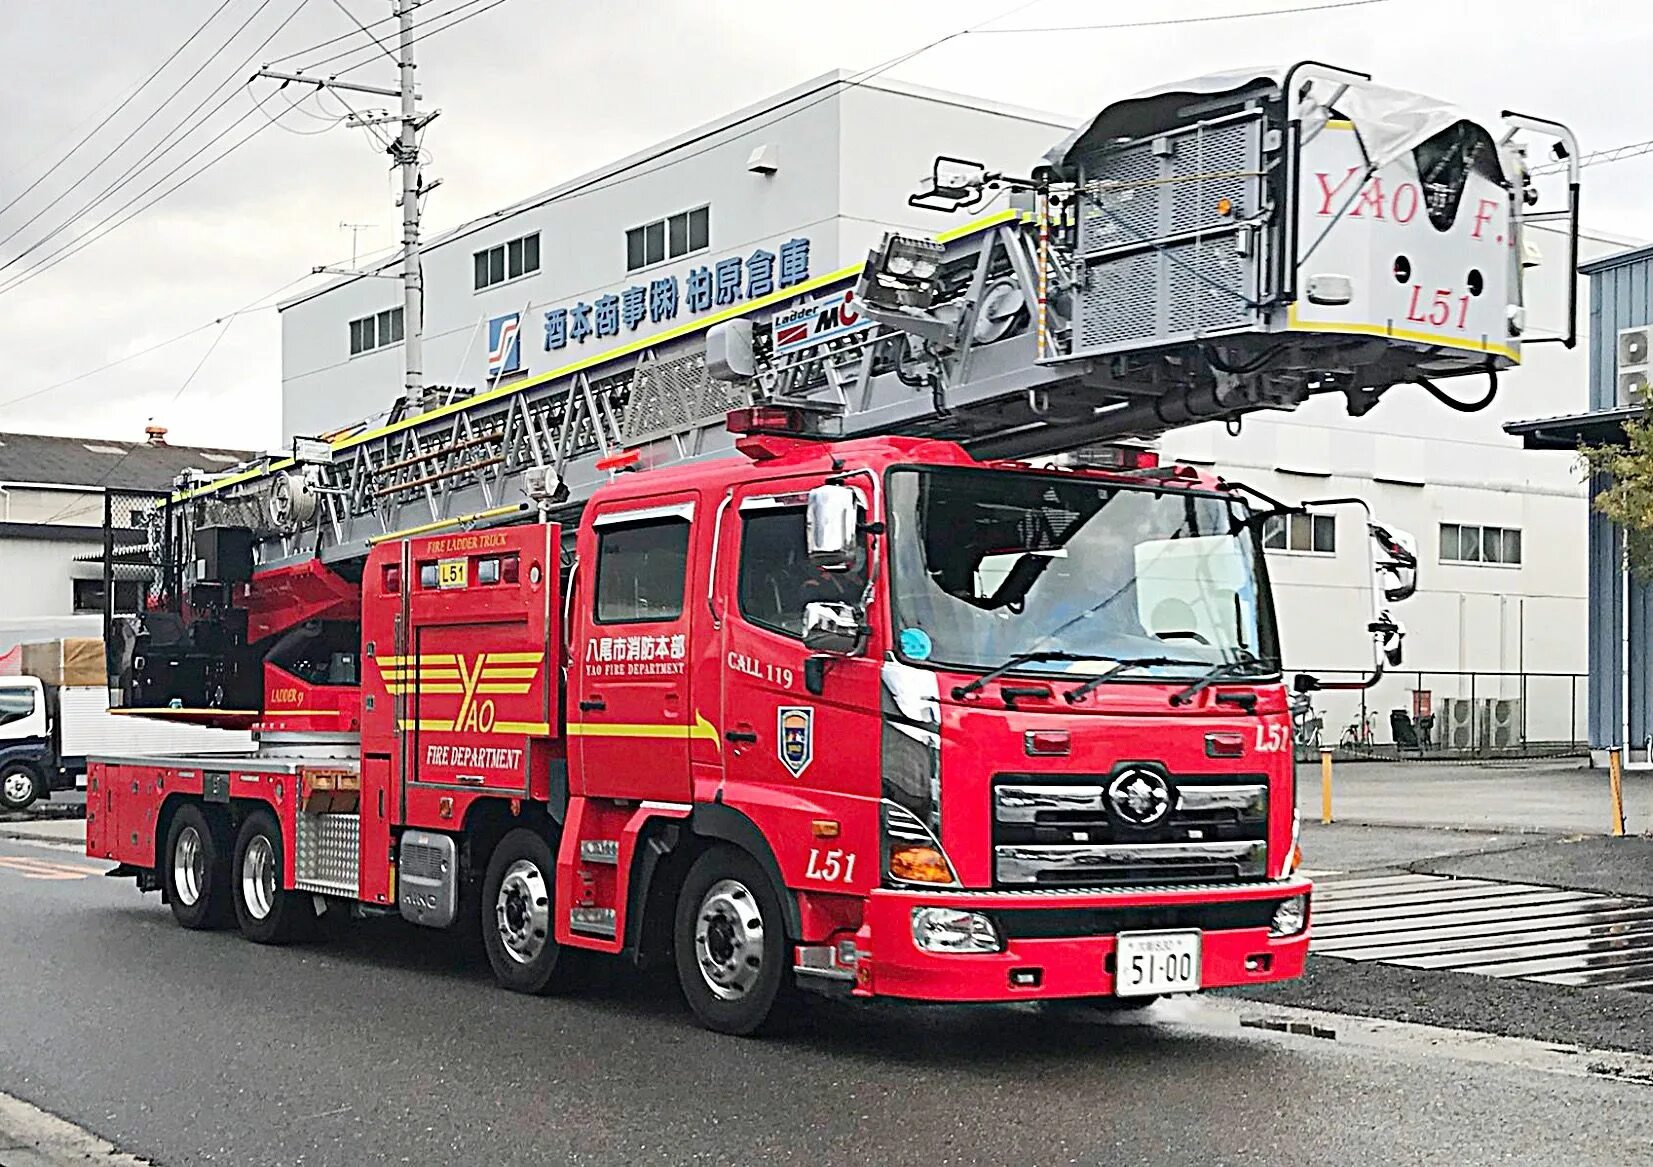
1310, 872, 1653, 992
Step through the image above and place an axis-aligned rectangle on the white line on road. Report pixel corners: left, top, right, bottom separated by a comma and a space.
0, 1091, 151, 1167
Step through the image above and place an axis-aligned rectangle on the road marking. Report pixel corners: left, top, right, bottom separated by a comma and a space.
1312, 872, 1653, 992
0, 1090, 152, 1166
0, 855, 104, 881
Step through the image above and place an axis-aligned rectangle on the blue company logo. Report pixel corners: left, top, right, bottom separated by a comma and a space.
777, 705, 814, 778
487, 312, 522, 378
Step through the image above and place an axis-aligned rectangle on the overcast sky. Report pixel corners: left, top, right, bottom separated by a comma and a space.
0, 0, 1648, 452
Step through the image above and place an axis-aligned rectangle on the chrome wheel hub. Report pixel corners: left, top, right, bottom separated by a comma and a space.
496, 858, 550, 965
173, 826, 205, 907
241, 834, 277, 920
2, 771, 33, 805
694, 878, 764, 1000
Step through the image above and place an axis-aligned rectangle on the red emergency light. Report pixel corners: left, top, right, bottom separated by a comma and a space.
727, 406, 806, 436
595, 448, 641, 473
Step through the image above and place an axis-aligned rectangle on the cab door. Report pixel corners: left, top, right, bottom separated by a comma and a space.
715, 478, 882, 868
571, 496, 698, 803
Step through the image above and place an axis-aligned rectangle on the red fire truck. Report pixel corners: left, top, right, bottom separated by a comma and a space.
86, 66, 1573, 1034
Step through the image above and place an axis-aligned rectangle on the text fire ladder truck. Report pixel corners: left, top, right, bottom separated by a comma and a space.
89, 65, 1578, 1034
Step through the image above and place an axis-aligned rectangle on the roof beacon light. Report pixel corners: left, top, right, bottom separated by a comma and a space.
727, 406, 805, 435
595, 448, 642, 473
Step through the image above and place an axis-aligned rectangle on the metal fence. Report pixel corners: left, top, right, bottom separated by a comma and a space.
1290, 669, 1587, 762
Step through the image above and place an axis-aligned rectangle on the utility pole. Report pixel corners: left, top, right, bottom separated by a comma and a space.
257, 0, 439, 411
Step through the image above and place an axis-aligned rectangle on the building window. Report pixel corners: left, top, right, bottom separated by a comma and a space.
594, 517, 690, 624
1262, 513, 1335, 554
348, 307, 404, 356
626, 206, 709, 272
473, 231, 540, 290
1441, 523, 1522, 565
73, 579, 143, 614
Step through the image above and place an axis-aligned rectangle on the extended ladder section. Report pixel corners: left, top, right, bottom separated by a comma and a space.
156, 64, 1576, 581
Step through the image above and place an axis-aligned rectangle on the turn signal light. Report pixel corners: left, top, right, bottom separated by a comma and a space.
889, 844, 955, 884
501, 553, 520, 585
1025, 730, 1070, 756
1205, 731, 1246, 758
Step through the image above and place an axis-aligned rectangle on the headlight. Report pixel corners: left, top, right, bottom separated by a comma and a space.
911, 907, 1003, 953
1270, 894, 1309, 938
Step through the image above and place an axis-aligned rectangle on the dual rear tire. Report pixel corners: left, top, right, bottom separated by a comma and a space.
163, 805, 310, 942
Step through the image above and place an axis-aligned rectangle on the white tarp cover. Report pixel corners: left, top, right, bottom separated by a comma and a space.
1045, 65, 1512, 185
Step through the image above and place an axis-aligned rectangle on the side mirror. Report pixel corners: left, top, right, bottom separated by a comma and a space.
1369, 521, 1418, 603
807, 483, 860, 570
802, 601, 863, 655
1373, 611, 1407, 668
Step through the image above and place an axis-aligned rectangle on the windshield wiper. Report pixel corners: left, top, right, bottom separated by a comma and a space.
950, 651, 1116, 701
1168, 654, 1267, 707
1060, 656, 1207, 705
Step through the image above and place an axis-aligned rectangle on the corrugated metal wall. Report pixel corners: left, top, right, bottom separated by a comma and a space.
1586, 252, 1653, 750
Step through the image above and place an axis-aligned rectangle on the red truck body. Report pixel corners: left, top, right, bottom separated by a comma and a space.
90, 431, 1310, 1033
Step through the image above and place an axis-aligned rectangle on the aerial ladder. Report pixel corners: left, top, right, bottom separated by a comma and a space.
106, 63, 1579, 709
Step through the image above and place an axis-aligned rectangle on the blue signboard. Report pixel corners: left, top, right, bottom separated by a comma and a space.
542, 237, 812, 352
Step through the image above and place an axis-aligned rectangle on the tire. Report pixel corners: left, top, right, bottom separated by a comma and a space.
481, 827, 585, 995
0, 763, 41, 812
673, 844, 799, 1036
164, 804, 229, 929
231, 809, 311, 944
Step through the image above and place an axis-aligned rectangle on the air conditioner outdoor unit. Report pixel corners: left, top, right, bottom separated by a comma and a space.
1440, 698, 1477, 750
1618, 326, 1649, 406
1486, 698, 1523, 749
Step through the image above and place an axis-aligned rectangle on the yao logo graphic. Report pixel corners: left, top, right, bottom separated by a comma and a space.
487, 313, 522, 378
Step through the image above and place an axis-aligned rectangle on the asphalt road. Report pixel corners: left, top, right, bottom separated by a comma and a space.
4, 835, 1653, 1167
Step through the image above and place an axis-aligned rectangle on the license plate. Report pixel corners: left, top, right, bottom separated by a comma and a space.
1114, 930, 1202, 996
436, 558, 468, 590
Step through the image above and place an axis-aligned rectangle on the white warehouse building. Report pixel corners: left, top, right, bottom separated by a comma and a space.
279, 70, 1607, 748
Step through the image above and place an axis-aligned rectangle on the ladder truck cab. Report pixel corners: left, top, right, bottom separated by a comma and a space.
87, 65, 1575, 1035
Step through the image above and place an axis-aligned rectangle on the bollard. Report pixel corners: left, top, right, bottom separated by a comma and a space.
1320, 749, 1334, 825
1609, 748, 1627, 838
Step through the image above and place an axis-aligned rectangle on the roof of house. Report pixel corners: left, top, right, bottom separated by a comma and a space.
0, 431, 258, 492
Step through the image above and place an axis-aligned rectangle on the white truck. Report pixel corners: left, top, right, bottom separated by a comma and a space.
0, 638, 251, 811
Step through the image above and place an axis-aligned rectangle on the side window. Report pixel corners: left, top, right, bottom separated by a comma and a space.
0, 687, 36, 728
738, 506, 866, 639
594, 518, 690, 624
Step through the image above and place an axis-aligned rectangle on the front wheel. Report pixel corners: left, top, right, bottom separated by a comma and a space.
481, 828, 585, 995
0, 763, 41, 812
231, 810, 311, 944
673, 845, 799, 1036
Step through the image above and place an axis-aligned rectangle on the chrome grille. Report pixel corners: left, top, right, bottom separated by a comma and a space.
991, 770, 1268, 888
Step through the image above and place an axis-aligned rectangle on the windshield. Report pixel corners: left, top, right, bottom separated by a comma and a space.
885, 467, 1279, 680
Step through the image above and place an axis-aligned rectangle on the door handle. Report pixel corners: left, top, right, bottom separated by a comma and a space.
578, 698, 606, 712
725, 730, 758, 744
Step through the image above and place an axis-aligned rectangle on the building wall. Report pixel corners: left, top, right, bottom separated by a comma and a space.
280, 76, 1070, 443
1, 484, 100, 525
0, 534, 103, 619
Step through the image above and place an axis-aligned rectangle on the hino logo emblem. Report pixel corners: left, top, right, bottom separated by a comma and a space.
1107, 768, 1173, 828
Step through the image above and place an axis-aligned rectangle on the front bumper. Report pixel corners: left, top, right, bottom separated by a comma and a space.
853, 878, 1312, 1002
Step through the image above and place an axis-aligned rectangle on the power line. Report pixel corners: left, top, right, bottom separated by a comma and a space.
970, 0, 1390, 33
327, 0, 505, 75
0, 105, 282, 298
0, 270, 316, 412
0, 0, 286, 256
1531, 138, 1653, 177
329, 0, 400, 65
0, 0, 240, 224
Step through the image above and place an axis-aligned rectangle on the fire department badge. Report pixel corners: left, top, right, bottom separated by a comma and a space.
777, 706, 814, 777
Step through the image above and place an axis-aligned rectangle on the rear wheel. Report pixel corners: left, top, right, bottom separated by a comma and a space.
673, 845, 799, 1036
231, 810, 310, 944
164, 804, 228, 929
481, 828, 585, 994
0, 763, 41, 812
